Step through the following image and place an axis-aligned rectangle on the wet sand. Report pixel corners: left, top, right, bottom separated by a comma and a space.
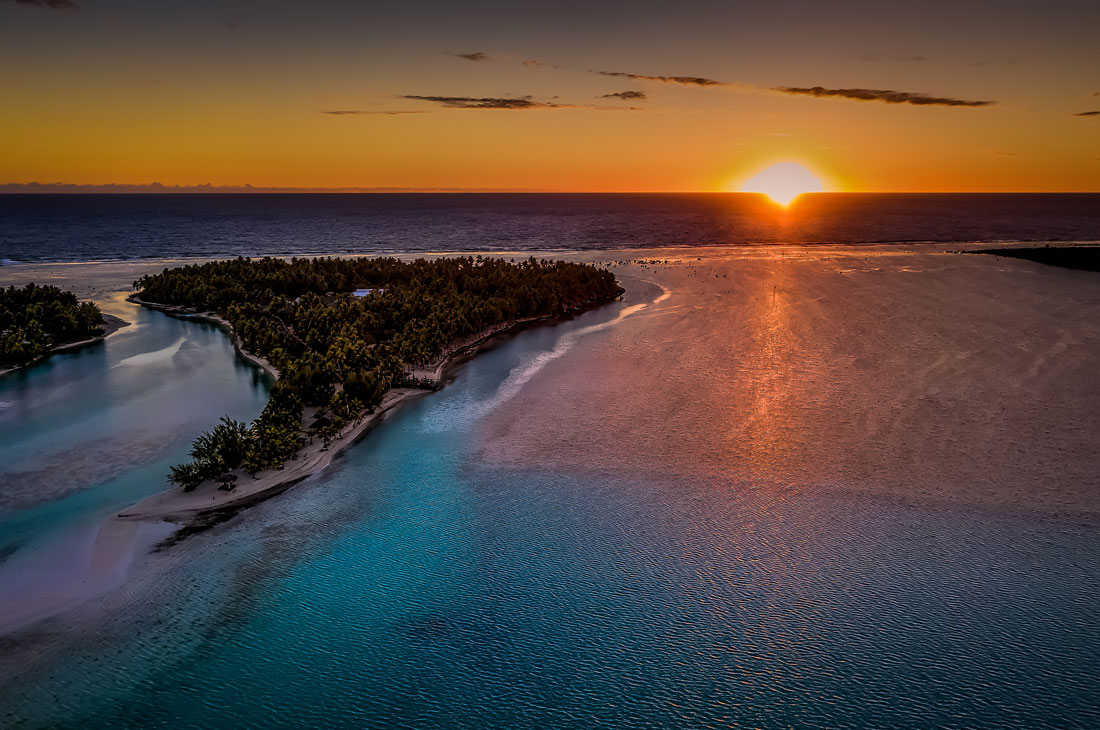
0, 519, 177, 635
0, 259, 212, 300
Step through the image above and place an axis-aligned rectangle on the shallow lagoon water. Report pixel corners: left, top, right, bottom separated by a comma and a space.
0, 296, 269, 632
2, 251, 1100, 728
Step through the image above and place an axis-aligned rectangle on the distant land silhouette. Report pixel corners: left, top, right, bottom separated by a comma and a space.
976, 246, 1100, 272
0, 182, 549, 194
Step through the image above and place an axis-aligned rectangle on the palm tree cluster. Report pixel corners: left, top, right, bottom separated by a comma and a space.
137, 255, 622, 489
0, 283, 104, 368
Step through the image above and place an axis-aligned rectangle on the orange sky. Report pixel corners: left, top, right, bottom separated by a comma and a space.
1, 0, 1098, 192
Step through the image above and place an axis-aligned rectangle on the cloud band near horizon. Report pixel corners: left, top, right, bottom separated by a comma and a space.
774, 86, 994, 107
450, 52, 489, 62
593, 71, 726, 86
4, 0, 77, 7
403, 95, 566, 109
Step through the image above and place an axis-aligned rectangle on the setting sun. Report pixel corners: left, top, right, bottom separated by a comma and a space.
740, 162, 825, 206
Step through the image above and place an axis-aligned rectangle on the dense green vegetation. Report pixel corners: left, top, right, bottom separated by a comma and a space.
974, 246, 1100, 272
0, 283, 104, 369
136, 256, 622, 490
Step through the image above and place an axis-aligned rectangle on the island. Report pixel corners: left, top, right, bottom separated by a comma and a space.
974, 245, 1100, 272
120, 255, 623, 521
0, 283, 129, 375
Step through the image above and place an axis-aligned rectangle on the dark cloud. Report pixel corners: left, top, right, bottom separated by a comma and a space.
450, 52, 489, 62
522, 59, 564, 69
402, 95, 642, 112
4, 0, 77, 8
774, 86, 994, 107
322, 110, 426, 115
1074, 111, 1100, 117
403, 95, 567, 109
861, 54, 929, 62
593, 71, 726, 87
599, 90, 647, 100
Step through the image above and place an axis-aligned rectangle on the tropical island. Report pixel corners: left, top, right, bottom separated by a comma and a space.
0, 283, 126, 374
121, 255, 622, 519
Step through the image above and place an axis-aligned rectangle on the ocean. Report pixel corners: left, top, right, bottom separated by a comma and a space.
1, 202, 1100, 727
2, 193, 1099, 263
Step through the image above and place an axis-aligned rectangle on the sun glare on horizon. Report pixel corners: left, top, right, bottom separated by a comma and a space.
740, 162, 825, 206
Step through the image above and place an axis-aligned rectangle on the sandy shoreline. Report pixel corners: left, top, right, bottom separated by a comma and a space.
117, 386, 421, 521
115, 290, 617, 523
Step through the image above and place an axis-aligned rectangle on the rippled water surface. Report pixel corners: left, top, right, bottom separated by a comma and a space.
2, 193, 1099, 263
2, 249, 1100, 728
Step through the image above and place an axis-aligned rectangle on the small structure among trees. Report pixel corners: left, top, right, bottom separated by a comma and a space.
216, 473, 238, 491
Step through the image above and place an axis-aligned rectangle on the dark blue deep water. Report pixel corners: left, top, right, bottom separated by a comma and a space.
2, 193, 1099, 263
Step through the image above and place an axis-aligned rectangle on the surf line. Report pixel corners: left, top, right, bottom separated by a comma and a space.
479, 282, 671, 415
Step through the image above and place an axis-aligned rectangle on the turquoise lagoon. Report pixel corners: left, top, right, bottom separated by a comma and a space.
1, 281, 1099, 729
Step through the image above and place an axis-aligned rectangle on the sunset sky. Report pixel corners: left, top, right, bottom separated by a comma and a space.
2, 0, 1098, 192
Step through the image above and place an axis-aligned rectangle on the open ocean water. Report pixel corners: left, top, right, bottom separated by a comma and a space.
2, 195, 1100, 728
2, 193, 1099, 263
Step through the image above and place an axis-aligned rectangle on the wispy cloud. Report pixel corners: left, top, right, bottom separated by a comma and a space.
599, 90, 647, 100
445, 53, 570, 70
402, 94, 642, 112
322, 110, 426, 115
1075, 111, 1100, 117
774, 86, 994, 107
449, 52, 489, 62
522, 59, 565, 69
403, 95, 568, 110
860, 54, 929, 62
4, 0, 77, 8
593, 71, 727, 87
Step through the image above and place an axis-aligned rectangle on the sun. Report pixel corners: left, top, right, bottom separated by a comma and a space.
740, 162, 825, 206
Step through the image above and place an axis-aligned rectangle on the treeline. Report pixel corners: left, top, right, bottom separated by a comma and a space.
0, 284, 104, 369
974, 246, 1100, 273
136, 256, 622, 490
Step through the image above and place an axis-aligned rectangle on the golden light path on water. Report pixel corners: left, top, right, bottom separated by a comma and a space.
476, 245, 1100, 514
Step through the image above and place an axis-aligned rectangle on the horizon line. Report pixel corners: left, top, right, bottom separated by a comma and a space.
2, 185, 1099, 195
